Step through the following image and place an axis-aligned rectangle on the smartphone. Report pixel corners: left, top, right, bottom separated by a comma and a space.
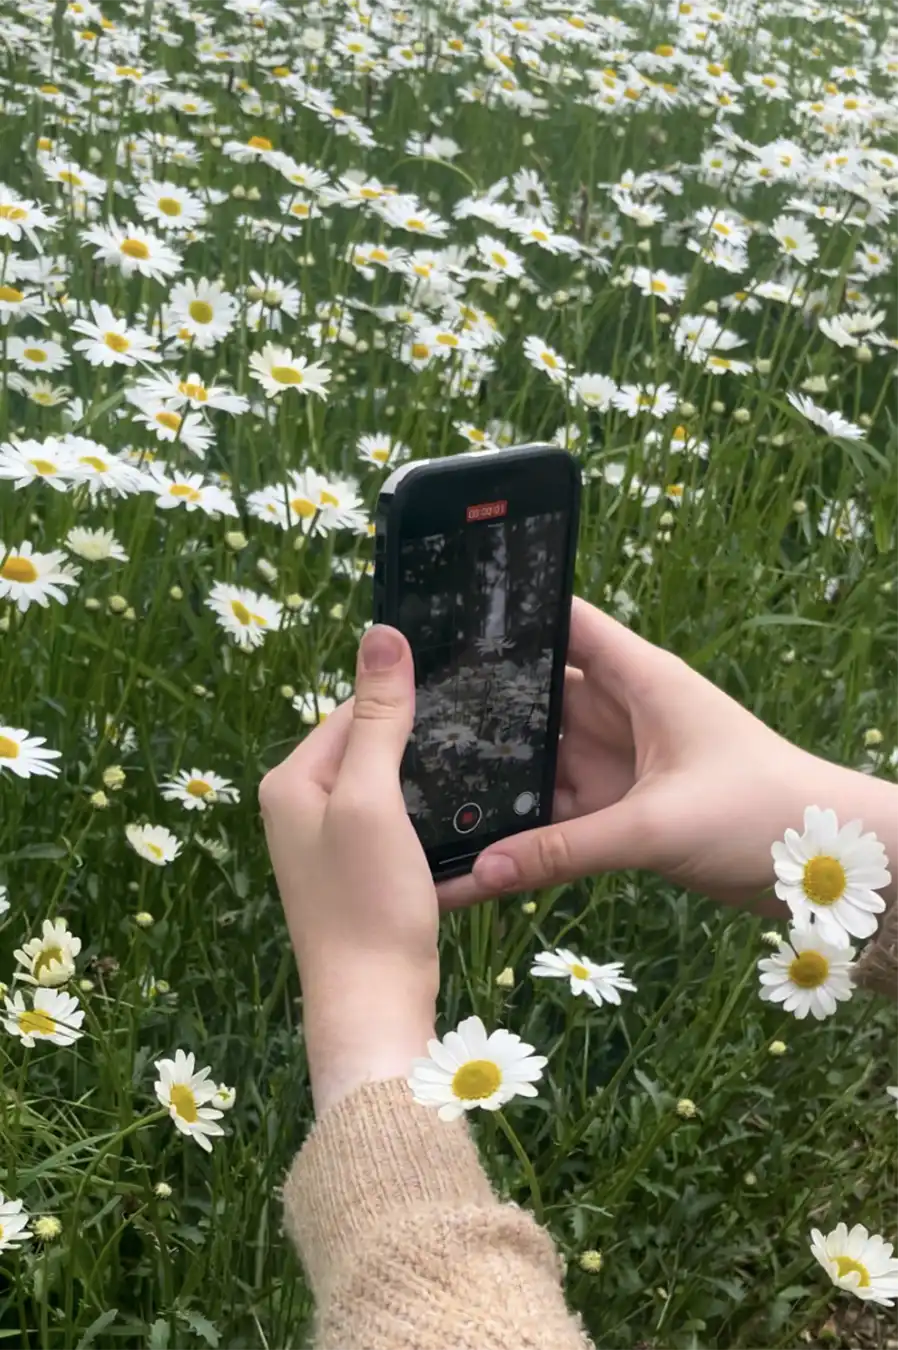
373, 444, 581, 881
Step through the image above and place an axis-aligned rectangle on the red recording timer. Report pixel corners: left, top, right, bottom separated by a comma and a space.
466, 499, 508, 523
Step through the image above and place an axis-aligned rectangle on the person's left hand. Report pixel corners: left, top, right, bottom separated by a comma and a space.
260, 625, 439, 1116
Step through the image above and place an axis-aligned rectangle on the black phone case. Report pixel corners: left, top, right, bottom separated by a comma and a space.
373, 445, 581, 881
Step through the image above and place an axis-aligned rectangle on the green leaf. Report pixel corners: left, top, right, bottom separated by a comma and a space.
72, 386, 126, 431
3, 842, 67, 862
76, 1309, 118, 1348
177, 1310, 221, 1348
148, 1319, 171, 1350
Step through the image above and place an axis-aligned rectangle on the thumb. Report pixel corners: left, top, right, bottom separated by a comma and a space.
338, 625, 415, 784
472, 798, 647, 895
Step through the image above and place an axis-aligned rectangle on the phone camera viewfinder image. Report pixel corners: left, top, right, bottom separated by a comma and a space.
397, 506, 567, 850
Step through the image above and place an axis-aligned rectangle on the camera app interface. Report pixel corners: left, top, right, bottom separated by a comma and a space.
397, 509, 568, 849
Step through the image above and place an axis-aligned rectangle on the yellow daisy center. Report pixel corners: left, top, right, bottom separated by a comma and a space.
411, 342, 430, 360
78, 455, 107, 472
178, 381, 207, 401
2, 555, 38, 584
272, 65, 290, 77
436, 333, 459, 347
802, 855, 846, 905
530, 228, 549, 242
169, 484, 201, 501
231, 599, 252, 624
788, 950, 829, 988
170, 1083, 199, 1123
104, 331, 130, 353
834, 1255, 870, 1287
155, 412, 182, 432
290, 497, 316, 518
0, 735, 21, 759
157, 197, 182, 216
34, 945, 64, 979
406, 217, 426, 230
0, 204, 27, 221
371, 448, 390, 462
782, 235, 798, 250
248, 135, 273, 151
187, 779, 213, 797
290, 203, 310, 217
188, 300, 214, 324
18, 1009, 57, 1037
30, 458, 59, 475
121, 238, 150, 259
650, 279, 669, 293
319, 490, 339, 507
570, 963, 590, 980
452, 1059, 502, 1101
58, 170, 82, 186
271, 366, 303, 385
146, 842, 164, 860
115, 65, 141, 77
540, 352, 558, 368
23, 347, 47, 362
0, 285, 24, 303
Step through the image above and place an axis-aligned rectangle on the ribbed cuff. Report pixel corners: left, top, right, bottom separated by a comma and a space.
855, 901, 898, 999
282, 1077, 495, 1297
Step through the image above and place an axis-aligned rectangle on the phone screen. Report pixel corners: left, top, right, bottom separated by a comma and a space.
397, 508, 568, 849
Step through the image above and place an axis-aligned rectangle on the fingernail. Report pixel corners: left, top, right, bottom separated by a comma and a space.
474, 854, 518, 892
360, 625, 403, 672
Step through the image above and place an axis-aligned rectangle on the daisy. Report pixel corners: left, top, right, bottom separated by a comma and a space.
7, 337, 70, 373
165, 279, 237, 348
7, 376, 70, 408
380, 198, 449, 238
530, 948, 637, 1006
408, 1014, 547, 1121
154, 1049, 225, 1153
771, 806, 890, 947
511, 219, 580, 254
134, 180, 205, 232
292, 692, 338, 725
222, 134, 280, 163
356, 434, 411, 468
2, 987, 84, 1047
64, 527, 128, 563
65, 440, 148, 500
476, 234, 525, 279
523, 335, 567, 384
205, 581, 283, 650
125, 823, 182, 866
628, 266, 687, 305
80, 220, 181, 280
0, 1194, 30, 1253
0, 725, 61, 780
146, 467, 238, 518
212, 1084, 236, 1111
131, 405, 214, 458
0, 541, 80, 612
757, 924, 855, 1020
455, 423, 499, 451
572, 373, 617, 411
160, 769, 240, 811
0, 283, 48, 325
130, 370, 248, 416
612, 383, 678, 419
14, 917, 81, 987
0, 885, 8, 916
70, 301, 161, 367
771, 215, 818, 265
249, 343, 332, 400
810, 1224, 898, 1307
427, 722, 478, 751
786, 392, 863, 441
0, 189, 57, 249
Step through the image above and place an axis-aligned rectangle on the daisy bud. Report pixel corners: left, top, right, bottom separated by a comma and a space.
169, 585, 183, 601
771, 433, 789, 447
732, 408, 751, 424
495, 966, 515, 988
231, 184, 246, 199
247, 186, 262, 202
636, 239, 651, 254
769, 1039, 787, 1056
657, 312, 671, 326
743, 1171, 757, 1186
703, 299, 719, 314
210, 136, 222, 149
84, 597, 101, 612
89, 790, 109, 809
79, 979, 94, 992
505, 291, 520, 310
781, 649, 795, 664
761, 930, 782, 948
329, 603, 345, 620
522, 132, 535, 147
658, 511, 675, 528
154, 1181, 173, 1199
676, 1098, 698, 1119
864, 729, 883, 747
579, 1249, 604, 1273
521, 900, 537, 915
801, 374, 828, 394
859, 413, 872, 428
0, 982, 8, 999
279, 685, 296, 699
284, 592, 305, 610
87, 147, 102, 164
855, 343, 872, 363
192, 684, 209, 697
256, 559, 278, 584
224, 531, 248, 552
711, 400, 725, 414
792, 499, 807, 514
134, 912, 154, 929
108, 594, 127, 614
34, 1216, 61, 1241
102, 766, 126, 790
755, 358, 772, 374
124, 607, 136, 622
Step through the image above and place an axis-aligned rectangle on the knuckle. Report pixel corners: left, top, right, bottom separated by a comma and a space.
353, 688, 402, 723
327, 786, 385, 832
533, 827, 574, 881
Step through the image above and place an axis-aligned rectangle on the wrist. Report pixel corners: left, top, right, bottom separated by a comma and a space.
300, 957, 438, 1117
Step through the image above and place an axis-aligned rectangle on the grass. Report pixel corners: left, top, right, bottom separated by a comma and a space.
0, 0, 896, 1346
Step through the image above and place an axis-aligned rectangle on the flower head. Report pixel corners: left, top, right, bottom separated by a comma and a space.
530, 948, 636, 1006
154, 1049, 225, 1152
14, 918, 81, 987
771, 807, 890, 946
810, 1223, 898, 1306
408, 1014, 547, 1121
3, 987, 84, 1047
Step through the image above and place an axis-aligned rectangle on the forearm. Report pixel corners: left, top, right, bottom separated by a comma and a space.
283, 1078, 593, 1350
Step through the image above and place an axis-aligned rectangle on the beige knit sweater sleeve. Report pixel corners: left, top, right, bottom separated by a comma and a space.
283, 1077, 593, 1350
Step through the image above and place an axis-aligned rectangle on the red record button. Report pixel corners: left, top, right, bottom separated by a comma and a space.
453, 802, 482, 834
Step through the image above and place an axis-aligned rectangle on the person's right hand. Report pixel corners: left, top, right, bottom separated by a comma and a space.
437, 597, 894, 916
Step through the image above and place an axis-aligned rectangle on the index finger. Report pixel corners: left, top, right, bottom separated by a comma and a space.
272, 695, 355, 798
